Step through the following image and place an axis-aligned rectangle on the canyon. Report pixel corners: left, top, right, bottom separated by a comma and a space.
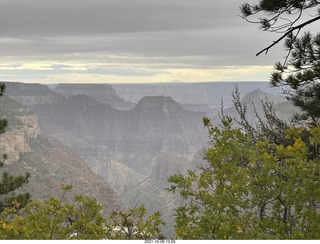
2, 81, 295, 235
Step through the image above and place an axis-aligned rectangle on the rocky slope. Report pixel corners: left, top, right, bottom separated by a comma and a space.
0, 94, 123, 213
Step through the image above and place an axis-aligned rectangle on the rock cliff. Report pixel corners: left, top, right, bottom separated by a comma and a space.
0, 93, 123, 213
0, 95, 40, 164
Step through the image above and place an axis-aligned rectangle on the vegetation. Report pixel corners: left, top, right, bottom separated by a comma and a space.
108, 205, 166, 240
165, 82, 320, 239
167, 115, 320, 239
0, 83, 31, 213
0, 185, 165, 240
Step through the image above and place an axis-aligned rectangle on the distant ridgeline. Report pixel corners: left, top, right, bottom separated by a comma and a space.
111, 81, 284, 107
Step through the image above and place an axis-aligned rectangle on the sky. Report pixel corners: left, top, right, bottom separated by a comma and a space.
0, 0, 302, 84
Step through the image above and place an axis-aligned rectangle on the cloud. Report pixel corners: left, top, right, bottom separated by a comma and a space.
0, 0, 286, 83
0, 63, 54, 71
0, 0, 238, 36
0, 0, 256, 59
0, 65, 273, 84
60, 65, 88, 71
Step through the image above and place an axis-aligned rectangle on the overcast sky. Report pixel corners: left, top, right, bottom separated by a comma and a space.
0, 0, 301, 84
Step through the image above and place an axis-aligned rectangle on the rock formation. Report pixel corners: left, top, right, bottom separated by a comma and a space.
0, 95, 40, 164
0, 93, 123, 213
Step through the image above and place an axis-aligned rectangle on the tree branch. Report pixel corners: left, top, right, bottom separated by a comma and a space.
257, 14, 320, 56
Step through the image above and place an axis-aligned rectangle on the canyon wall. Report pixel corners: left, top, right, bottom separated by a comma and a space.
0, 93, 123, 214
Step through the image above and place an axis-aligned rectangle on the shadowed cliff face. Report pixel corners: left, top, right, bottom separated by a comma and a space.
0, 94, 123, 213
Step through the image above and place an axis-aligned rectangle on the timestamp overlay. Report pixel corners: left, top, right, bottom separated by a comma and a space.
107, 240, 216, 244
144, 240, 176, 244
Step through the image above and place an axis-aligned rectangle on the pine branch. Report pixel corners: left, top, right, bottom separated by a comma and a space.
257, 15, 320, 56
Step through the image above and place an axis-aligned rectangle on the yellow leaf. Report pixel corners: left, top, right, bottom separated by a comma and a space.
287, 145, 293, 151
237, 226, 243, 233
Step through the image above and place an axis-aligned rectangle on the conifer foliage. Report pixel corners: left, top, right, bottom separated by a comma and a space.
241, 0, 320, 123
0, 83, 30, 212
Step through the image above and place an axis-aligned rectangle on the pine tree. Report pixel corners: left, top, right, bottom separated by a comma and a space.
240, 1, 320, 125
0, 83, 30, 212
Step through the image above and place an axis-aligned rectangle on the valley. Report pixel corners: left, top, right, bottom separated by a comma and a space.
2, 81, 297, 235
